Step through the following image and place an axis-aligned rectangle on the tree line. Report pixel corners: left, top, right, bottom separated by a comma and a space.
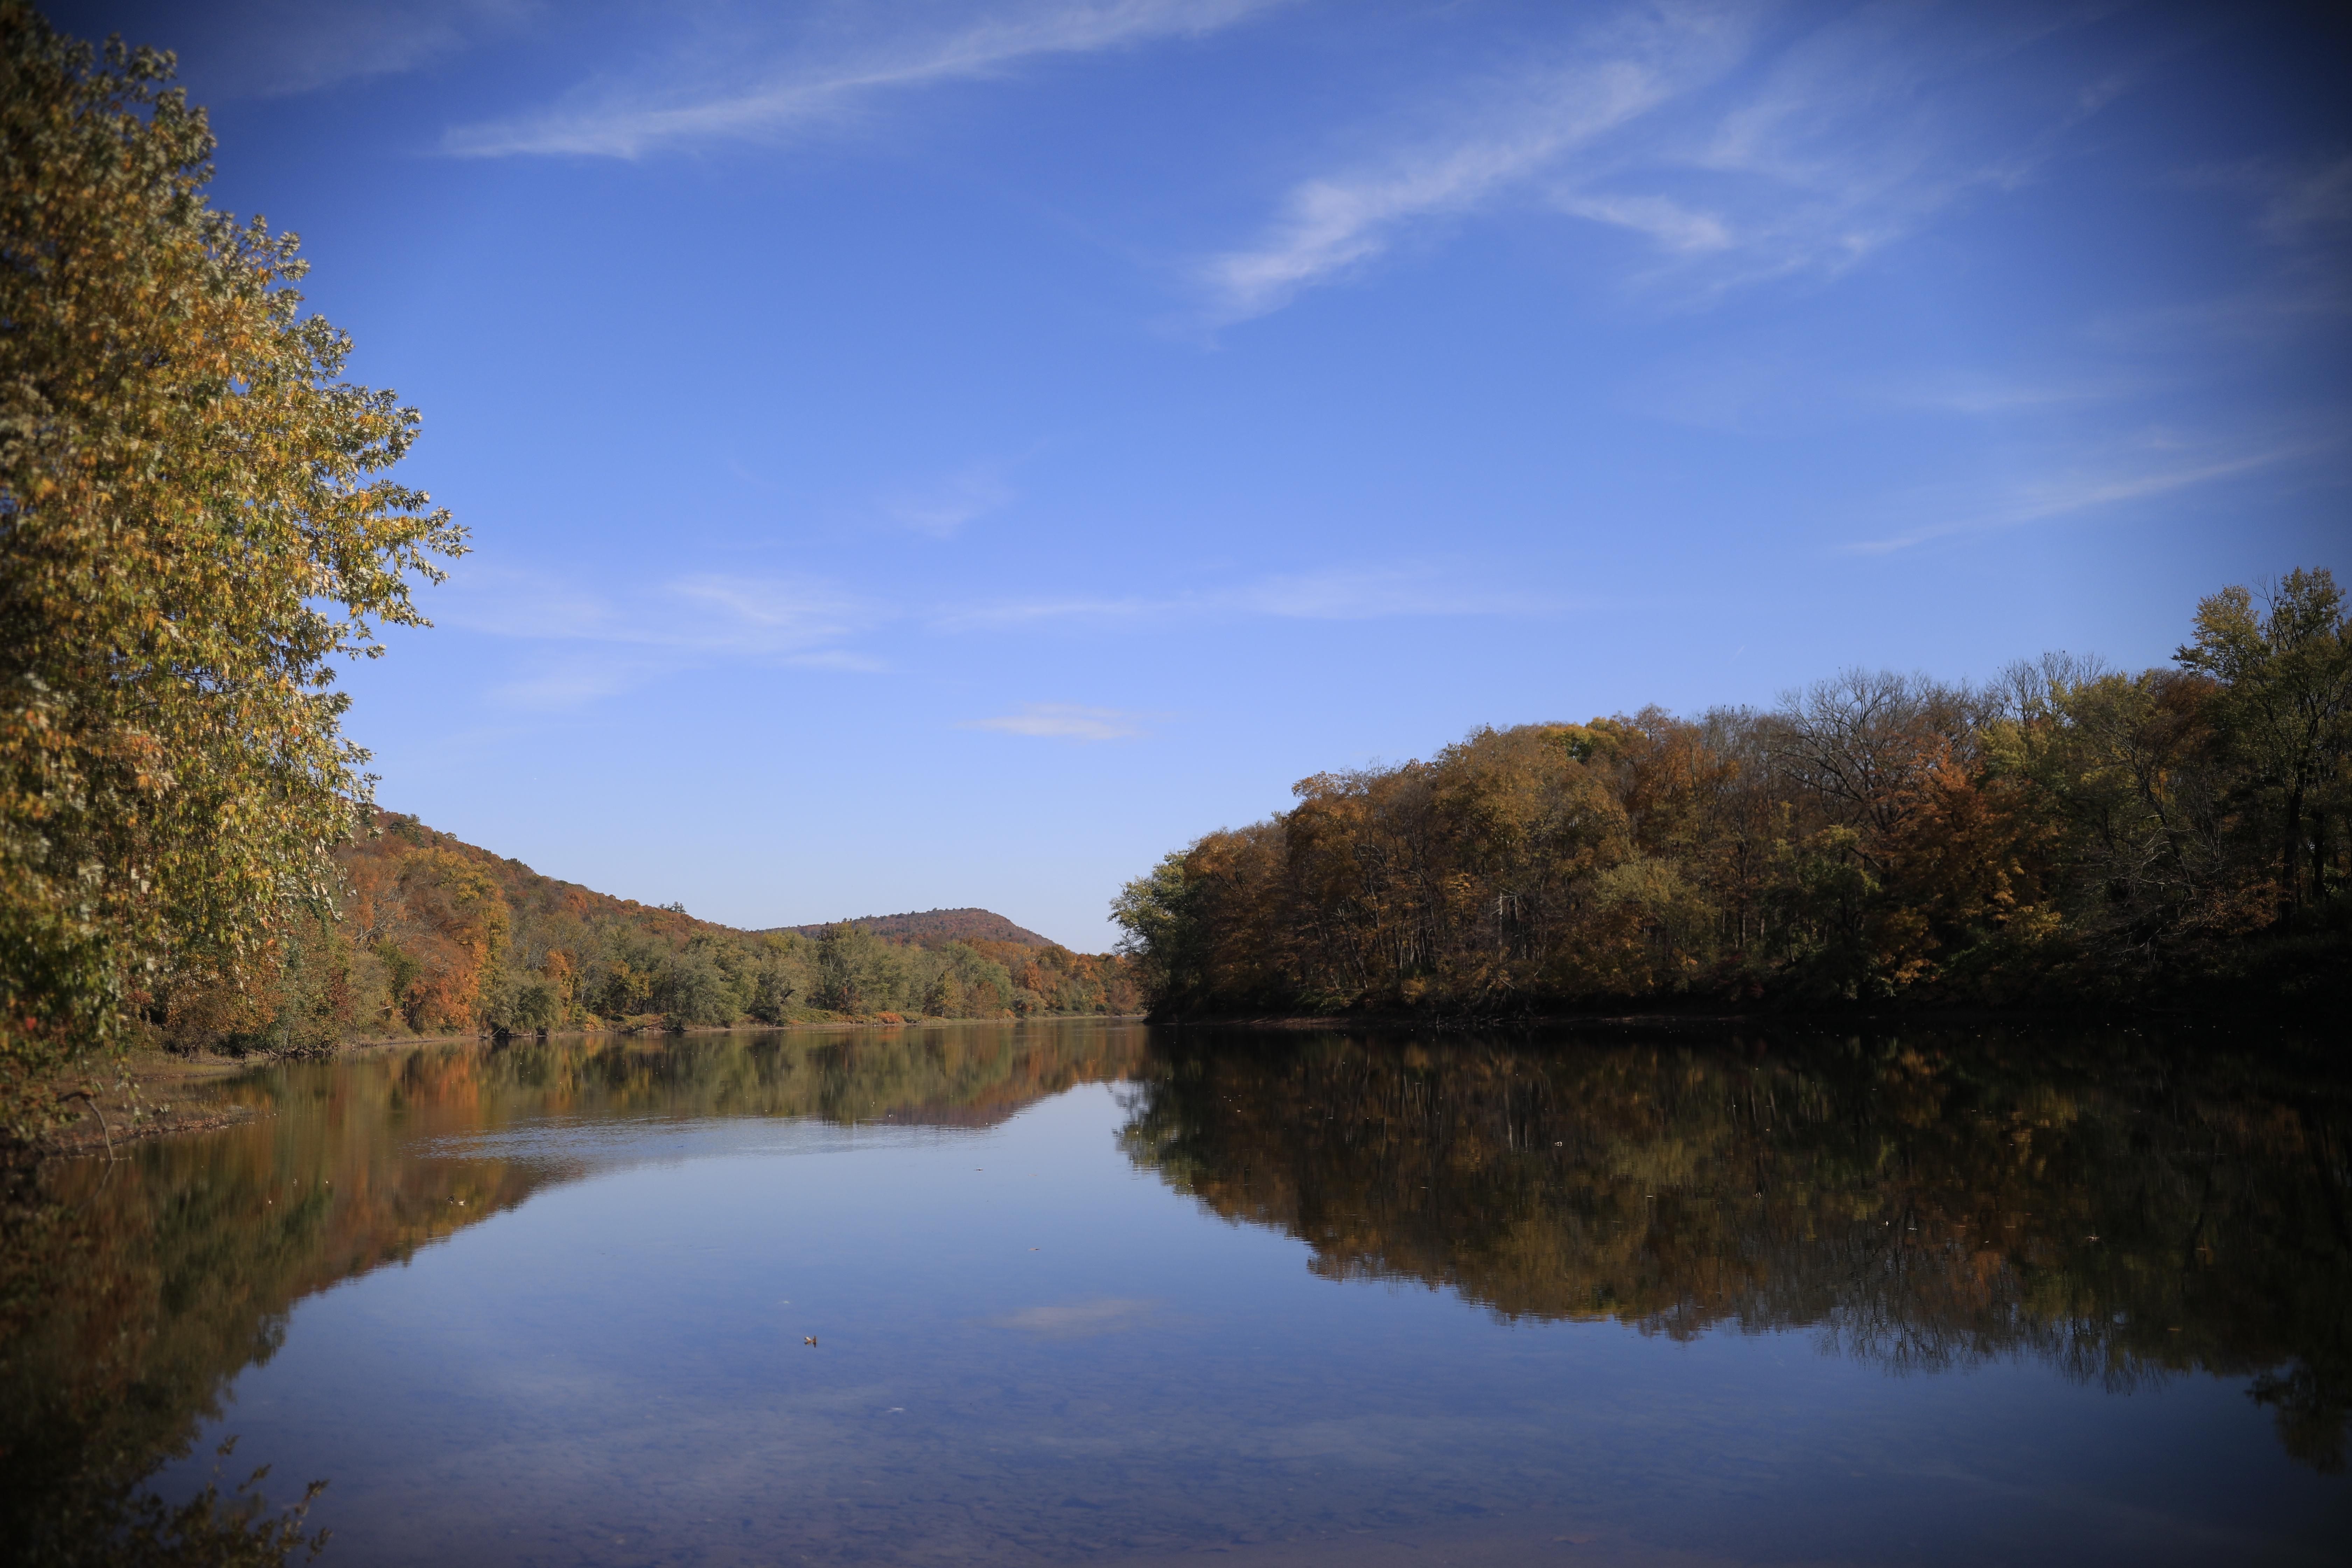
182, 813, 1142, 1055
1115, 570, 2351, 1016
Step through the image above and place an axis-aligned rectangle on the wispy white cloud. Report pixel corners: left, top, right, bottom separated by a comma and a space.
2183, 153, 2352, 247
948, 594, 1154, 627
441, 564, 882, 707
1608, 4, 2140, 296
959, 704, 1151, 740
1201, 1, 2122, 321
1201, 56, 1680, 321
880, 463, 1017, 538
1844, 433, 2333, 555
665, 574, 866, 653
2105, 154, 2352, 345
1555, 191, 1732, 254
945, 564, 1555, 628
783, 649, 892, 673
488, 651, 659, 711
438, 555, 1537, 711
2258, 155, 2352, 245
446, 0, 1286, 159
2086, 186, 2352, 350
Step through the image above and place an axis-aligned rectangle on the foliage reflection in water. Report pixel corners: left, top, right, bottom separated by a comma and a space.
2, 1025, 1143, 1566
1125, 1029, 2352, 1471
1, 1021, 2345, 1566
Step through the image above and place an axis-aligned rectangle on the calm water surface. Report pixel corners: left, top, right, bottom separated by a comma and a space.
6, 1021, 2348, 1566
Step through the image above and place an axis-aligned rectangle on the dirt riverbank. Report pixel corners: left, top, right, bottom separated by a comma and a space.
35, 1050, 264, 1157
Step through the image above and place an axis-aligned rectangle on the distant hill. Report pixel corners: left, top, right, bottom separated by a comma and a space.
771, 908, 1055, 948
147, 813, 1140, 1049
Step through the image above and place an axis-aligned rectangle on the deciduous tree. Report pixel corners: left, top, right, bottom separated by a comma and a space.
0, 6, 463, 1125
2176, 569, 2352, 916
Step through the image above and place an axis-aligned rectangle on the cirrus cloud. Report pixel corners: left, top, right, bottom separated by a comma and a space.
444, 0, 1289, 159
958, 704, 1152, 740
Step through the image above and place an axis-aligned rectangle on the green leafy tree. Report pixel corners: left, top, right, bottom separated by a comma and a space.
1111, 853, 1202, 1005
0, 6, 464, 1126
745, 962, 797, 1024
2176, 569, 2352, 915
813, 924, 865, 1013
660, 950, 735, 1031
811, 922, 908, 1014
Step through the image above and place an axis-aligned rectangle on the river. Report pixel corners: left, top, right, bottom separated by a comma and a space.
5, 1020, 2346, 1565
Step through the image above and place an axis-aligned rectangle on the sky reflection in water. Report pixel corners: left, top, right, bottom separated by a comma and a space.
11, 1022, 2349, 1566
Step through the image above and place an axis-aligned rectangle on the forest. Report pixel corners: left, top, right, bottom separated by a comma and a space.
1114, 569, 2351, 1017
778, 909, 1055, 945
179, 814, 1142, 1054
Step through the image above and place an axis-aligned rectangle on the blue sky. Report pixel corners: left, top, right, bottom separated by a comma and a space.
55, 0, 2351, 948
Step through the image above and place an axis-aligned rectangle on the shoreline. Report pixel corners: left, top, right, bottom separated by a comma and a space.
29, 998, 2316, 1159
33, 1051, 265, 1158
25, 1014, 1149, 1157
1144, 997, 2330, 1033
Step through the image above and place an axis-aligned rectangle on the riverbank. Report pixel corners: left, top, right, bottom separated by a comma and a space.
1147, 974, 2343, 1031
34, 1049, 264, 1157
342, 1010, 1145, 1046
1148, 1007, 2323, 1035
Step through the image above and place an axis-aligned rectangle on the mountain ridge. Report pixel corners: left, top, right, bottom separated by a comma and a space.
767, 908, 1056, 948
153, 812, 1141, 1049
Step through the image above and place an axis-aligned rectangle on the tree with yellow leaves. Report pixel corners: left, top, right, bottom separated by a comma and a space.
0, 5, 463, 1130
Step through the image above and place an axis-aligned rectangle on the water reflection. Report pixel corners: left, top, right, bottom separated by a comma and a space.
4, 1022, 2345, 1567
1120, 1028, 2352, 1472
0, 1024, 1142, 1565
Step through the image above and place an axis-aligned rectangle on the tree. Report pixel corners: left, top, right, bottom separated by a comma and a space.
0, 6, 463, 1123
1765, 670, 1983, 845
2176, 569, 2352, 916
812, 922, 908, 1014
745, 963, 796, 1025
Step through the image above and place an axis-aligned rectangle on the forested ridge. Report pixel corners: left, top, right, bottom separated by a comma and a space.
1115, 570, 2351, 1018
774, 909, 1054, 946
199, 812, 1140, 1053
